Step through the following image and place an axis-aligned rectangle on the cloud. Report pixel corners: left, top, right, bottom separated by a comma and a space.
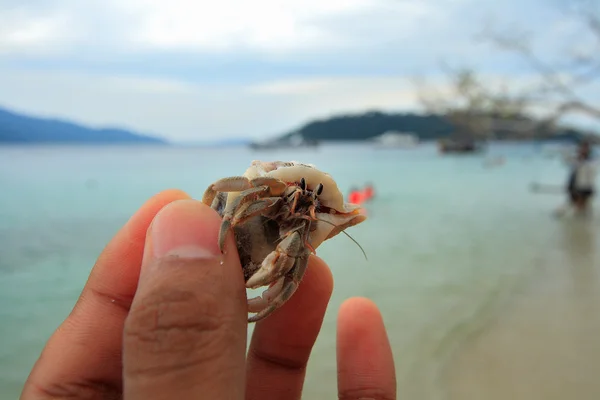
0, 7, 72, 55
0, 0, 398, 55
0, 68, 424, 141
1, 0, 599, 140
117, 0, 377, 54
1, 0, 582, 71
0, 0, 491, 60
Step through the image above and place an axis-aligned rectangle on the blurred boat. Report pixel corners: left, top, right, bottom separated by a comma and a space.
438, 138, 484, 154
372, 131, 419, 148
249, 133, 319, 150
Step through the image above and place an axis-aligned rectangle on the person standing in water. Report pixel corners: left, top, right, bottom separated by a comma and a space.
557, 140, 597, 216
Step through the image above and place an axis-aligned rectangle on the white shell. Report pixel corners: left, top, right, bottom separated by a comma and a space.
227, 160, 366, 249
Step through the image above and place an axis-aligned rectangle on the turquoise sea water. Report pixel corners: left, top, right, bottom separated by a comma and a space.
0, 142, 597, 399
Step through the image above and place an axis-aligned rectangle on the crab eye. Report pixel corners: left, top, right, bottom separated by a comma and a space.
316, 183, 324, 195
299, 177, 306, 191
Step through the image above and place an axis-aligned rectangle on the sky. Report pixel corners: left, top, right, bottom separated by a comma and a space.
1, 0, 598, 142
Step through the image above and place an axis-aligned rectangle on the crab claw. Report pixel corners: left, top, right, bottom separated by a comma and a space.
246, 232, 300, 288
247, 278, 285, 313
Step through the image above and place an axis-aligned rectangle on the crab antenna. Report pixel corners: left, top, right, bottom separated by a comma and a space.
315, 218, 368, 261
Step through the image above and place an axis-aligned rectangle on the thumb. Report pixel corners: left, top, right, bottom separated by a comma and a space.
123, 199, 247, 400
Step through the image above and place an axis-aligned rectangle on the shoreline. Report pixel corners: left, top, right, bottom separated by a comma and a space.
442, 219, 600, 400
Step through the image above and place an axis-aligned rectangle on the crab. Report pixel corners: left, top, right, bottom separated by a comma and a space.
201, 160, 367, 322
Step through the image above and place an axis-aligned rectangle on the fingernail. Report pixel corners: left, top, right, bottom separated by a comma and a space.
146, 199, 222, 260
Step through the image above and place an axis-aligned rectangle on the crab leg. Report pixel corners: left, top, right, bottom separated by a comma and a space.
247, 277, 285, 313
218, 196, 282, 251
250, 176, 288, 195
209, 192, 228, 216
308, 204, 317, 220
231, 197, 282, 226
202, 176, 253, 206
305, 241, 316, 255
248, 251, 310, 323
217, 187, 266, 251
201, 176, 287, 206
246, 230, 302, 289
222, 186, 269, 217
290, 190, 301, 214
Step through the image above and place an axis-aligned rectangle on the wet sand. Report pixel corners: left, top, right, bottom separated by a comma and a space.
444, 220, 600, 400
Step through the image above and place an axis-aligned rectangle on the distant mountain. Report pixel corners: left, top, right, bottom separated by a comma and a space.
0, 106, 166, 144
274, 110, 599, 144
176, 137, 252, 147
279, 111, 454, 142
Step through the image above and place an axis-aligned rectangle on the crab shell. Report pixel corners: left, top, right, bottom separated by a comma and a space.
226, 160, 366, 250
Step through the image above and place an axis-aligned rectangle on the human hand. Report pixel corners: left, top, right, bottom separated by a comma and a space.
21, 190, 396, 399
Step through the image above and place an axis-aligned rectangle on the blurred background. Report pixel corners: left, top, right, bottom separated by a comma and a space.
2, 0, 600, 399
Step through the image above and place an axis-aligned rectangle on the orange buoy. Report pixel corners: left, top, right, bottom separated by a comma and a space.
348, 190, 365, 205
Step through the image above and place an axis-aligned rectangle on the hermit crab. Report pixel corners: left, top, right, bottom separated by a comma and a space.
201, 160, 367, 322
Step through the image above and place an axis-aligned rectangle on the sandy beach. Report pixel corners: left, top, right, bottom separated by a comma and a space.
444, 218, 600, 400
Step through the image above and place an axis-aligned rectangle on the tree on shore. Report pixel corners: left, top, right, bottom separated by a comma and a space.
415, 0, 600, 142
414, 66, 533, 140
480, 0, 600, 129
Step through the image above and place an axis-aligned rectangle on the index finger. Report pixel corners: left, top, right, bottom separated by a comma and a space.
21, 189, 189, 399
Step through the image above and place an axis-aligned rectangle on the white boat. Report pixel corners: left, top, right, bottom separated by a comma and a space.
249, 133, 319, 150
372, 131, 419, 148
